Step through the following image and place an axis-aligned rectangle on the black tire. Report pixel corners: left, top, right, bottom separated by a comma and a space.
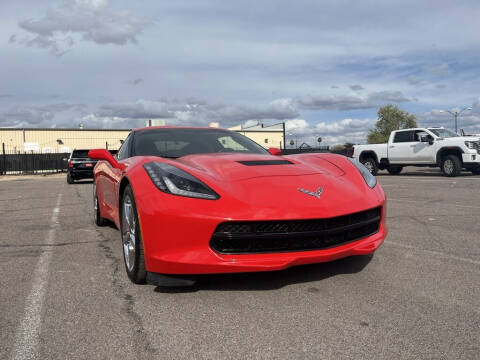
67, 173, 74, 184
441, 155, 461, 177
120, 185, 146, 284
93, 182, 107, 226
387, 166, 403, 175
361, 157, 378, 176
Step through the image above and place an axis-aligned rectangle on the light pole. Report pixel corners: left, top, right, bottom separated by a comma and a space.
439, 107, 472, 133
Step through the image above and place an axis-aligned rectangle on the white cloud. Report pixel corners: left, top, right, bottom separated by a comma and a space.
285, 117, 376, 145
349, 84, 364, 91
15, 0, 151, 55
296, 90, 409, 111
407, 76, 424, 86
418, 108, 480, 134
285, 118, 309, 133
427, 63, 449, 77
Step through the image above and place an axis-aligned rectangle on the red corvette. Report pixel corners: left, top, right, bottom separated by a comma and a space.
89, 126, 387, 286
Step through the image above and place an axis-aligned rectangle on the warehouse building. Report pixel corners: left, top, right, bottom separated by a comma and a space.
0, 122, 285, 154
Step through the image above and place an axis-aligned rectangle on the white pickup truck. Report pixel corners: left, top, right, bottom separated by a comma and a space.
351, 127, 480, 177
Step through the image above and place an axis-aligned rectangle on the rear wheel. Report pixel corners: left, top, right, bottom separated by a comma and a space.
120, 185, 146, 284
361, 157, 378, 176
67, 173, 74, 184
387, 166, 403, 175
441, 155, 461, 177
93, 182, 107, 226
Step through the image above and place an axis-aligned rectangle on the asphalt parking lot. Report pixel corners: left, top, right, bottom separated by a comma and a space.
1, 168, 479, 359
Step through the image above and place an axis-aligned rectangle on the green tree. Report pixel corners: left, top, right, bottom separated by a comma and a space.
367, 104, 418, 144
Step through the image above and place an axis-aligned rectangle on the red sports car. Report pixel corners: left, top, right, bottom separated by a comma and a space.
89, 126, 387, 286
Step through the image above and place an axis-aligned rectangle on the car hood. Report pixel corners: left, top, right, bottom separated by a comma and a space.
174, 153, 345, 182
440, 136, 480, 143
174, 154, 379, 216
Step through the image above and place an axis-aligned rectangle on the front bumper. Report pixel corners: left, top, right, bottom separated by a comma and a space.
70, 169, 94, 179
462, 152, 480, 164
136, 188, 388, 275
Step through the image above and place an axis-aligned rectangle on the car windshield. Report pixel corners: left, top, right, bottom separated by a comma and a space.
428, 128, 459, 138
133, 128, 269, 158
71, 150, 90, 158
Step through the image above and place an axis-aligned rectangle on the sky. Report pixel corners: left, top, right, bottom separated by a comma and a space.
1, 0, 480, 145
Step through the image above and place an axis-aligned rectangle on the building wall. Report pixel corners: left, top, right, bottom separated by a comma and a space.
0, 124, 285, 153
234, 130, 284, 149
229, 123, 285, 149
0, 129, 130, 153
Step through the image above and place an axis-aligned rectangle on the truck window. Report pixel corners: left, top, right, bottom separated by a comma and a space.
414, 131, 429, 142
393, 131, 414, 143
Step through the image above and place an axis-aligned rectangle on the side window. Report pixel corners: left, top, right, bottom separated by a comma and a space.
117, 133, 132, 160
217, 136, 249, 151
414, 131, 429, 142
393, 131, 414, 143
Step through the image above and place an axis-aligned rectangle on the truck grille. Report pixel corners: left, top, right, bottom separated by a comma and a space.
210, 207, 381, 254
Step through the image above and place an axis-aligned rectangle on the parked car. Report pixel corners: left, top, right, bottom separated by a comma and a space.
351, 127, 480, 177
67, 149, 118, 184
89, 126, 388, 287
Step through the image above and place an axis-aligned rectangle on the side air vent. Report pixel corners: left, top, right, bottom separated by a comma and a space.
237, 160, 293, 166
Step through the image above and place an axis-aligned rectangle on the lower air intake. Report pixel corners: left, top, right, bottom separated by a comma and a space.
210, 207, 381, 254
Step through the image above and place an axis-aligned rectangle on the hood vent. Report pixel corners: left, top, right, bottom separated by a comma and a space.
237, 160, 293, 166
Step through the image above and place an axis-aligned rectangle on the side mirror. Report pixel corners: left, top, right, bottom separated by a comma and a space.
88, 149, 125, 170
420, 135, 434, 145
268, 147, 282, 156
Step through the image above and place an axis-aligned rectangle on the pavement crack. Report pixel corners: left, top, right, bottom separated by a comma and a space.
96, 229, 157, 356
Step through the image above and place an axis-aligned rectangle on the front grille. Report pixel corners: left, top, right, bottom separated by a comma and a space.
210, 207, 381, 254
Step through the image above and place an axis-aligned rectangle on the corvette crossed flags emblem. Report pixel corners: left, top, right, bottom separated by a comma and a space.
297, 186, 323, 199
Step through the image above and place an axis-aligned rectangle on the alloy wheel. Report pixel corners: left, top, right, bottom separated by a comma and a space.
444, 159, 454, 174
364, 161, 374, 173
93, 184, 98, 221
122, 195, 136, 272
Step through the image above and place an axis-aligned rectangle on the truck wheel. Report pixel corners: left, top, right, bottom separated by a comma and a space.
361, 158, 378, 176
67, 173, 74, 184
441, 155, 461, 177
387, 166, 403, 175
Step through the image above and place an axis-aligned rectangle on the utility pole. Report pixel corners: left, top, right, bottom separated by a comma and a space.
439, 107, 472, 133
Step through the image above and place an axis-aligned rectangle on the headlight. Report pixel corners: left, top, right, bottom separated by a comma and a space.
465, 141, 478, 150
347, 158, 377, 188
143, 162, 220, 200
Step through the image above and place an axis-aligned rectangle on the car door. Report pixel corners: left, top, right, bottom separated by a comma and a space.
411, 130, 436, 163
102, 134, 132, 216
388, 130, 416, 163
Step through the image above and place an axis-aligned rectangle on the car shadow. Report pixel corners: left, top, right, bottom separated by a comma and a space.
153, 255, 373, 293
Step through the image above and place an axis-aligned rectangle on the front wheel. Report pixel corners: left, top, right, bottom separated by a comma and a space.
361, 158, 378, 176
93, 183, 107, 226
441, 155, 461, 177
120, 185, 146, 284
387, 166, 403, 175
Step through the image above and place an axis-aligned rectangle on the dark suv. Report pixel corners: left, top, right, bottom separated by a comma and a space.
67, 149, 97, 184
67, 149, 118, 184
